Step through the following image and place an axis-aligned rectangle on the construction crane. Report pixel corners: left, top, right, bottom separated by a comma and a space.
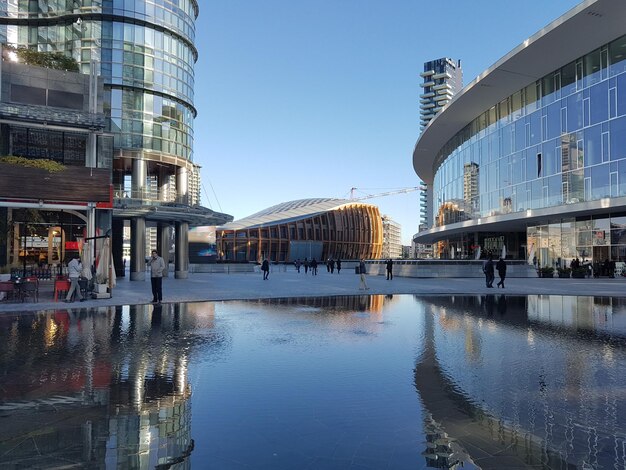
348, 186, 426, 201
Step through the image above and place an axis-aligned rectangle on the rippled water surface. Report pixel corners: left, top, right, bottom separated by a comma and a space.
1, 294, 626, 469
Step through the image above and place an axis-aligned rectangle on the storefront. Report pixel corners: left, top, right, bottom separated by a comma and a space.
527, 214, 626, 272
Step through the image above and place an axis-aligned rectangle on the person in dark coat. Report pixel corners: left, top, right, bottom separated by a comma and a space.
303, 258, 309, 274
261, 259, 270, 280
311, 258, 318, 275
496, 257, 507, 288
336, 258, 342, 274
483, 254, 495, 288
386, 259, 393, 280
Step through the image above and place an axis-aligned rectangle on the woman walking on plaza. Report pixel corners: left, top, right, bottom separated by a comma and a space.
358, 258, 369, 290
336, 258, 341, 274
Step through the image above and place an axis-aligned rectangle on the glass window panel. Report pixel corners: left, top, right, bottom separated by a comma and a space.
584, 48, 602, 87
561, 62, 576, 96
585, 125, 602, 166
610, 116, 626, 160
567, 92, 583, 132
590, 164, 610, 200
609, 35, 626, 76
589, 81, 608, 125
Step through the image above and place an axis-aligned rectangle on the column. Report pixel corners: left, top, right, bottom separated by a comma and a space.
159, 166, 170, 202
130, 218, 146, 281
175, 221, 188, 279
176, 167, 188, 205
112, 218, 125, 277
157, 223, 170, 278
132, 159, 147, 199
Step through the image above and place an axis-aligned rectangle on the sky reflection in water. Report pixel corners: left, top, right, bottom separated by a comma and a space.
0, 294, 625, 469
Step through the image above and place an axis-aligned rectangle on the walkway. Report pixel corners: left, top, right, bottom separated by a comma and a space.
1, 268, 625, 313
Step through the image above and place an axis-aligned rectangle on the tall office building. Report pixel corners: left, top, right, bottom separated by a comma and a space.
420, 58, 463, 131
0, 1, 231, 279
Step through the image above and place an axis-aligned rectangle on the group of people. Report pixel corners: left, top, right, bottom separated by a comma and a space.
482, 254, 507, 288
293, 258, 342, 275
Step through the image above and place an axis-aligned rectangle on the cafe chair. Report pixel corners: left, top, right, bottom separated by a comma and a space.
54, 279, 71, 302
0, 281, 14, 301
20, 281, 38, 303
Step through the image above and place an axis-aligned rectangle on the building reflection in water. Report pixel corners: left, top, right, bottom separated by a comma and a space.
0, 302, 228, 469
414, 294, 626, 469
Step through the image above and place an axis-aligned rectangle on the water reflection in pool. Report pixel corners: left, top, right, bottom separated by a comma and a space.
0, 295, 625, 469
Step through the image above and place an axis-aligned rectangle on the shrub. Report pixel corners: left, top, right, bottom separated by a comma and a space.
538, 266, 554, 277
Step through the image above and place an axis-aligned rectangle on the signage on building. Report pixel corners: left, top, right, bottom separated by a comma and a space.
484, 236, 505, 252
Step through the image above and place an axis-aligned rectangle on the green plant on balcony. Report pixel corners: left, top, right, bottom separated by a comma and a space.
557, 266, 571, 278
3, 45, 79, 72
0, 156, 66, 173
538, 266, 554, 278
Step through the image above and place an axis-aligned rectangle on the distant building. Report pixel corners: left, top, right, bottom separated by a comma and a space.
381, 215, 402, 259
216, 199, 383, 262
419, 58, 463, 132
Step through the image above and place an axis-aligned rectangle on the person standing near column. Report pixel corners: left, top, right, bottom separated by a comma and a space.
149, 249, 165, 303
65, 255, 85, 303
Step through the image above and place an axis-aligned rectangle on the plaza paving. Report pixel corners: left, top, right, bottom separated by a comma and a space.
1, 266, 626, 313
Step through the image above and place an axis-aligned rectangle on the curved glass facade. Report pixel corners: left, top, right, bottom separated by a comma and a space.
0, 0, 198, 161
433, 34, 626, 229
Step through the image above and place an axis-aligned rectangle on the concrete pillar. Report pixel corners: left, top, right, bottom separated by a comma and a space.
176, 166, 188, 205
158, 166, 170, 202
175, 221, 188, 279
132, 159, 147, 199
157, 223, 170, 278
112, 218, 124, 277
130, 218, 146, 281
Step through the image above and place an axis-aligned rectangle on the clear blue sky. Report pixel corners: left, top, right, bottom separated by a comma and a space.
193, 0, 581, 244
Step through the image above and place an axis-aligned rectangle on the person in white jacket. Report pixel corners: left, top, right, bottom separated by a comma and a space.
149, 250, 166, 303
65, 256, 85, 302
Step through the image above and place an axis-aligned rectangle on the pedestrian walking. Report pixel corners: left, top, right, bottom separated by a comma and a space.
326, 258, 331, 273
65, 255, 85, 302
311, 258, 318, 275
358, 258, 369, 290
294, 259, 301, 273
304, 258, 309, 274
496, 257, 507, 288
329, 258, 335, 274
386, 258, 393, 280
149, 249, 166, 303
261, 258, 270, 280
482, 254, 494, 288
336, 258, 341, 274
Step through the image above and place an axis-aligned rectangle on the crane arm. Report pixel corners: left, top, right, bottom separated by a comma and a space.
349, 186, 426, 201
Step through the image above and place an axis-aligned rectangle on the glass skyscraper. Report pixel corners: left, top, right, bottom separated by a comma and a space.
0, 1, 231, 279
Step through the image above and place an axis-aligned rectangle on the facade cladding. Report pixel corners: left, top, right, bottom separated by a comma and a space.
217, 199, 383, 263
413, 0, 626, 268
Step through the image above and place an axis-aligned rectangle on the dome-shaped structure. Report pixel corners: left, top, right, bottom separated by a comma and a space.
217, 198, 382, 262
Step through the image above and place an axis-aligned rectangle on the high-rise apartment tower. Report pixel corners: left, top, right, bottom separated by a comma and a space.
419, 58, 463, 131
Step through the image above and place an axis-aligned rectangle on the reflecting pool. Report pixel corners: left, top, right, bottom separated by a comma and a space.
0, 295, 625, 469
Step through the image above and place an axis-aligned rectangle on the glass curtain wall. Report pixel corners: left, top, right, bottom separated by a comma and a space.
433, 35, 626, 228
0, 0, 198, 162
